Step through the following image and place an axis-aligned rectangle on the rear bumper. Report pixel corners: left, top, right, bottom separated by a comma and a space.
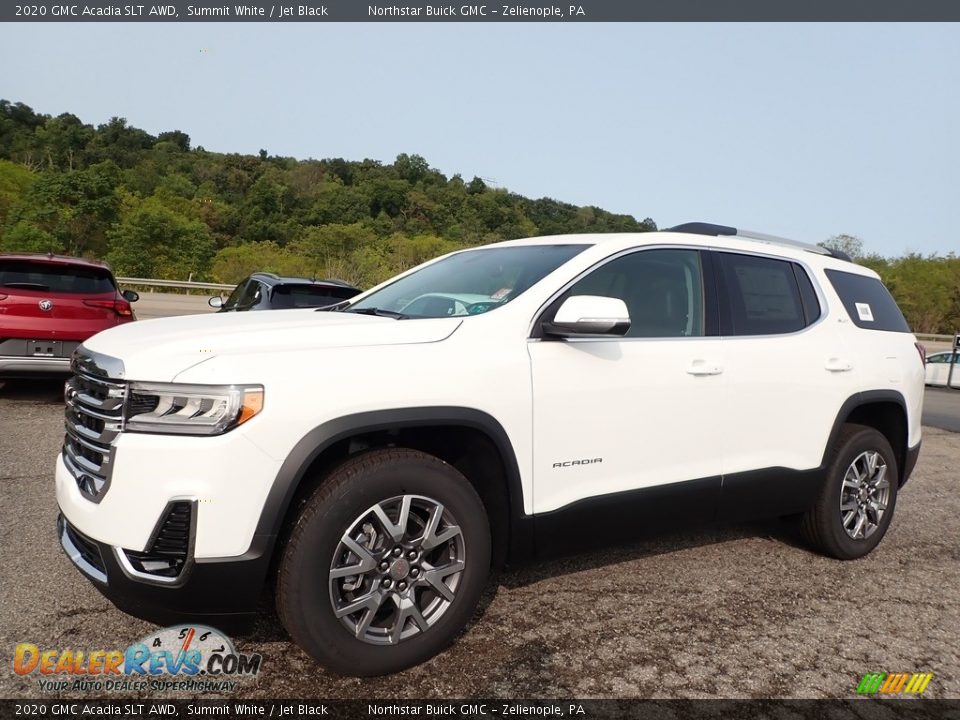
0, 355, 71, 378
902, 440, 921, 487
57, 513, 270, 631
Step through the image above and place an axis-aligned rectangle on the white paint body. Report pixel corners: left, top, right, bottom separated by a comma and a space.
56, 231, 926, 559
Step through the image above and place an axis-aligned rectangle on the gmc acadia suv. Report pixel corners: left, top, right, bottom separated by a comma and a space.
55, 223, 924, 676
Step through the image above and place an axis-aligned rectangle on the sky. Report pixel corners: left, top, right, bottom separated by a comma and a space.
1, 23, 958, 257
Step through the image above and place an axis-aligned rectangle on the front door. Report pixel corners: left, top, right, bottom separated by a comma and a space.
527, 247, 725, 522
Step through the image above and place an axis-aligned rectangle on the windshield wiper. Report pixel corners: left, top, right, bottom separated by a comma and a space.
2, 282, 50, 290
343, 307, 410, 319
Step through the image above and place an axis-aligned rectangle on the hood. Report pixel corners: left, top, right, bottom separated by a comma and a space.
81, 309, 462, 381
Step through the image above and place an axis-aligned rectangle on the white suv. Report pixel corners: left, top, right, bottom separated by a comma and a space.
56, 223, 924, 675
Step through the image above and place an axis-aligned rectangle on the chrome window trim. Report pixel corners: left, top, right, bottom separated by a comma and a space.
526, 243, 710, 340
709, 246, 831, 340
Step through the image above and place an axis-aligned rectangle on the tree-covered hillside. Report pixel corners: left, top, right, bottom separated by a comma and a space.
0, 100, 655, 287
2, 100, 957, 334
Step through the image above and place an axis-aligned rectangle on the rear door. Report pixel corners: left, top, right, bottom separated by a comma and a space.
713, 251, 847, 517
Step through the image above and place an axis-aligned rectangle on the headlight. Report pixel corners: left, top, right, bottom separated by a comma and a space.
124, 382, 264, 436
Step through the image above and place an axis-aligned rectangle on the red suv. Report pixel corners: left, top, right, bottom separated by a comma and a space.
0, 253, 138, 378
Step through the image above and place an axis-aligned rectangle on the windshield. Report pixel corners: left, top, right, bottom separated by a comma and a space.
349, 244, 588, 318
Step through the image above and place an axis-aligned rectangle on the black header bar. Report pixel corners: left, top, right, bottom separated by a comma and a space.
4, 0, 960, 22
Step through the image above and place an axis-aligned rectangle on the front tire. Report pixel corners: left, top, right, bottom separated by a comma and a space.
801, 424, 899, 560
276, 448, 491, 676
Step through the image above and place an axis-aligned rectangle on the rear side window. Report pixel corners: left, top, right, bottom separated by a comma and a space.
0, 260, 115, 294
271, 284, 360, 309
824, 269, 910, 332
718, 253, 811, 335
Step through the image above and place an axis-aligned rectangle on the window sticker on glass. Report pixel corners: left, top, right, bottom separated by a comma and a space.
855, 302, 874, 322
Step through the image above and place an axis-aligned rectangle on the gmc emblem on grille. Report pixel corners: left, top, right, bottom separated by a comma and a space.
39, 299, 53, 311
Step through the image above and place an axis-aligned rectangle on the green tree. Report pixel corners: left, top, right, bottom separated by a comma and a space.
0, 221, 60, 253
107, 197, 215, 279
0, 158, 35, 227
25, 160, 120, 256
820, 234, 864, 260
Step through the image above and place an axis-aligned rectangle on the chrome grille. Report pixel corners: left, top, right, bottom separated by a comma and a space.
63, 368, 126, 501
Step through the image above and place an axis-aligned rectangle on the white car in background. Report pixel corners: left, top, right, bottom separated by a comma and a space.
925, 351, 960, 387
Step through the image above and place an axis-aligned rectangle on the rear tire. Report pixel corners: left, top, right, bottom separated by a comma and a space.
801, 424, 899, 560
276, 448, 490, 676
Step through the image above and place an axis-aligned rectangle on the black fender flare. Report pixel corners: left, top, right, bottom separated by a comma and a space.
245, 406, 529, 560
822, 389, 910, 479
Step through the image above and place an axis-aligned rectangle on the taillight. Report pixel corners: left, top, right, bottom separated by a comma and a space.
83, 299, 133, 317
915, 342, 926, 366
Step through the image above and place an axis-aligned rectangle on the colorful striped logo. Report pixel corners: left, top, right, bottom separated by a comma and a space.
857, 672, 934, 695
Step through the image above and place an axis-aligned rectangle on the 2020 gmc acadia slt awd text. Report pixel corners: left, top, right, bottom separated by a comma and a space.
56, 223, 924, 675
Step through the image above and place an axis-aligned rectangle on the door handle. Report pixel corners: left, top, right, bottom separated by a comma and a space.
687, 360, 723, 376
825, 358, 853, 372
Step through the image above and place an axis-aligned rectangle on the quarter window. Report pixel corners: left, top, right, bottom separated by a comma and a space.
824, 269, 910, 332
560, 249, 705, 338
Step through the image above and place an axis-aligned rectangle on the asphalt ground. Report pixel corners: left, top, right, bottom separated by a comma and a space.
923, 386, 960, 433
0, 379, 958, 700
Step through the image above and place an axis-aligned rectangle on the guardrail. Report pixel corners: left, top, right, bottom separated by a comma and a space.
117, 277, 234, 292
916, 333, 955, 342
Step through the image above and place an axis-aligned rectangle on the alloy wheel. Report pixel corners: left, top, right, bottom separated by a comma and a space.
329, 494, 466, 645
839, 450, 890, 540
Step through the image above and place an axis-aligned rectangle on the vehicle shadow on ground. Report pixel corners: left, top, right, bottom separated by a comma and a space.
243, 516, 807, 646
0, 379, 65, 404
497, 516, 806, 589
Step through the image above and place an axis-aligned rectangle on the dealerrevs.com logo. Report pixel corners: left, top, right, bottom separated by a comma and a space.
856, 672, 934, 696
14, 625, 262, 693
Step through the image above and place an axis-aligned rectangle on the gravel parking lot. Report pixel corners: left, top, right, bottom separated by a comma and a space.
1, 380, 958, 700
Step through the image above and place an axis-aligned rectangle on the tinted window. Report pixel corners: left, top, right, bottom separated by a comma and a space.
824, 269, 911, 332
351, 244, 588, 318
561, 249, 704, 338
221, 278, 249, 310
271, 284, 359, 309
720, 253, 805, 335
237, 280, 263, 309
0, 260, 115, 294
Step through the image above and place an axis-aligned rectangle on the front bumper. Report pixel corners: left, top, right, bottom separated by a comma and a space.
57, 513, 270, 630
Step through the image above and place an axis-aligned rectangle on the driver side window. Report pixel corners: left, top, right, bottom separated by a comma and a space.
565, 249, 705, 338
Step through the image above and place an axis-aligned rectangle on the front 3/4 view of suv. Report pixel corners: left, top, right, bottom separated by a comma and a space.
55, 223, 924, 676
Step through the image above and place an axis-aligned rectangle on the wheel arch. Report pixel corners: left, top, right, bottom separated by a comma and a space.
825, 390, 911, 485
250, 407, 532, 573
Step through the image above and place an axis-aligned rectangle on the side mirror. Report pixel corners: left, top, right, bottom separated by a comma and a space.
208, 296, 224, 308
121, 289, 139, 303
542, 295, 631, 338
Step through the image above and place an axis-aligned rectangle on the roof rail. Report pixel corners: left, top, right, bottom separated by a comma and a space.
666, 222, 851, 262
